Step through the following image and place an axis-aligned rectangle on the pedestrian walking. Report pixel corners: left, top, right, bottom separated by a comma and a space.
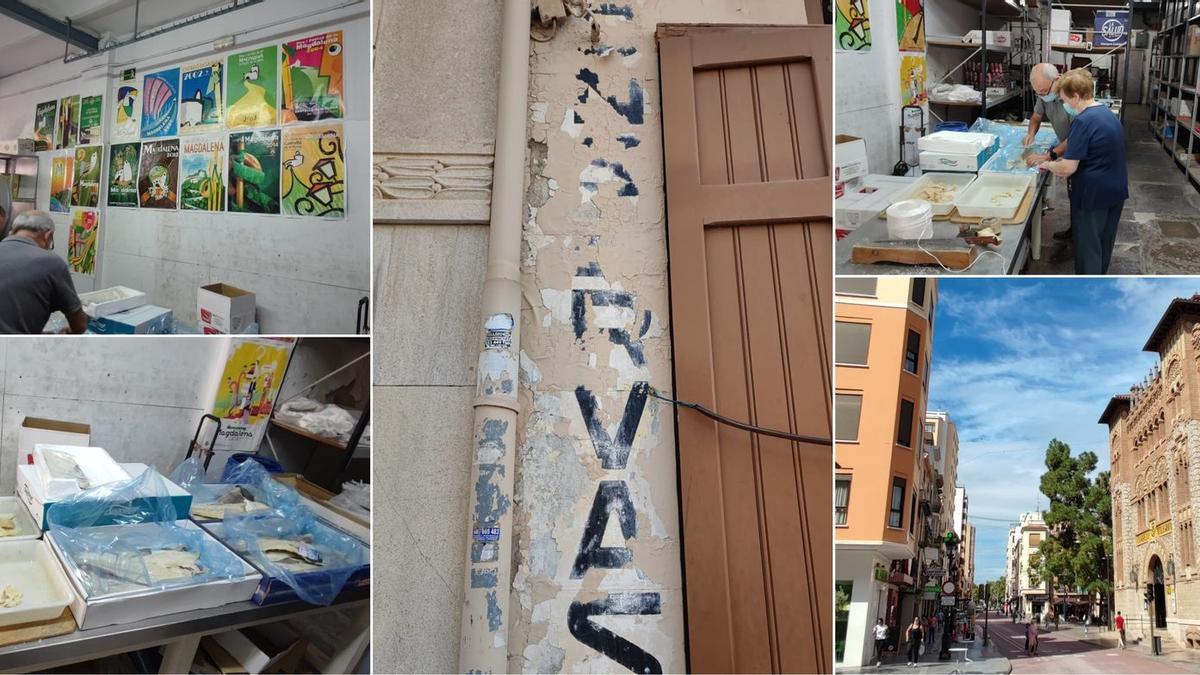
927, 614, 938, 645
1026, 619, 1040, 656
904, 616, 924, 667
873, 617, 889, 667
1116, 611, 1126, 649
1084, 613, 1091, 635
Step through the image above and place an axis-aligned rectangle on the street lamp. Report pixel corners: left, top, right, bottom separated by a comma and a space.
984, 581, 990, 646
939, 532, 960, 661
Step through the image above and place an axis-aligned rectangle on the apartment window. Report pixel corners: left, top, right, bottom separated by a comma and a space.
1029, 533, 1042, 547
835, 475, 852, 526
889, 477, 906, 529
904, 329, 921, 374
835, 321, 871, 366
911, 278, 927, 307
897, 399, 915, 448
835, 277, 877, 297
836, 394, 863, 442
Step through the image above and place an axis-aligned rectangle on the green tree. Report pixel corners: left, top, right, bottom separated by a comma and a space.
1038, 438, 1114, 624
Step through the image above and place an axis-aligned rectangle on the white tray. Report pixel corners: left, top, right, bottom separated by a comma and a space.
78, 286, 147, 318
0, 496, 39, 542
954, 174, 1033, 219
893, 173, 978, 216
0, 539, 73, 628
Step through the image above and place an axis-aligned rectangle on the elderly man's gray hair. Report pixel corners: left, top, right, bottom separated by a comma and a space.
10, 210, 55, 234
1033, 63, 1059, 81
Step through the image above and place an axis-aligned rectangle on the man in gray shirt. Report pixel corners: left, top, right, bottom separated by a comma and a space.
1024, 63, 1075, 254
0, 210, 87, 334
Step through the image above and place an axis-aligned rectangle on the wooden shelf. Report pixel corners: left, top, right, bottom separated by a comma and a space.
1051, 44, 1126, 54
270, 417, 351, 450
926, 37, 1011, 52
930, 89, 1021, 109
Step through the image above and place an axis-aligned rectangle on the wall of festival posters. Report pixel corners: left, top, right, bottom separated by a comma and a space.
107, 143, 141, 207
282, 124, 344, 218
227, 46, 278, 129
208, 338, 295, 453
281, 31, 344, 122
33, 101, 56, 151
141, 68, 180, 138
68, 209, 99, 275
49, 156, 73, 213
111, 81, 140, 142
55, 94, 80, 149
180, 60, 224, 135
228, 130, 280, 214
180, 136, 227, 211
72, 145, 102, 208
138, 140, 179, 209
78, 95, 104, 145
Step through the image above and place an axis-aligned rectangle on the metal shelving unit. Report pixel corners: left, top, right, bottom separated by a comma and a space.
0, 152, 38, 236
1148, 0, 1200, 187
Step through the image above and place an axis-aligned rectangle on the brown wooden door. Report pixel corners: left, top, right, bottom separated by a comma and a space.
658, 24, 832, 674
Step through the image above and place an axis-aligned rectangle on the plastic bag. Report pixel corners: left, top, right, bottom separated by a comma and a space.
169, 455, 205, 491
209, 461, 368, 605
328, 481, 371, 520
45, 468, 248, 597
296, 405, 357, 440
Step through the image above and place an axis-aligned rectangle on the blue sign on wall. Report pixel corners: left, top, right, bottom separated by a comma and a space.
1095, 10, 1129, 46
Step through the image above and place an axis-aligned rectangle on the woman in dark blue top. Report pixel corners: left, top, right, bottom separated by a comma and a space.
1038, 68, 1129, 274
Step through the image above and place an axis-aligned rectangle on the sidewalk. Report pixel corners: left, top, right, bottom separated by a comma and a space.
1058, 620, 1200, 670
840, 636, 1012, 674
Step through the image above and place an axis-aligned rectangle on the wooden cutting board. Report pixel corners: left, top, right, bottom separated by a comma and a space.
0, 608, 76, 648
850, 238, 979, 268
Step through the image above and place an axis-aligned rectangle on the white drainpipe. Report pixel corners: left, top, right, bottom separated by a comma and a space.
458, 0, 529, 671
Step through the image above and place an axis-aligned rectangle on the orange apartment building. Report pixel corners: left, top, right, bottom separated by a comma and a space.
834, 277, 938, 667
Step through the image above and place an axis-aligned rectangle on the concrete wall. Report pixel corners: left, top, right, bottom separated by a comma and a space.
0, 0, 371, 334
370, 0, 498, 671
836, 0, 905, 174
0, 337, 226, 495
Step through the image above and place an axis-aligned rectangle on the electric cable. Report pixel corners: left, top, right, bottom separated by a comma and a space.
648, 388, 832, 446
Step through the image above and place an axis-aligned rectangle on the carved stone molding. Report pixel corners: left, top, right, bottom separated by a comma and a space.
373, 152, 495, 224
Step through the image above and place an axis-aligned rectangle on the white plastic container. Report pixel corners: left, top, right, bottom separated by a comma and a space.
78, 286, 147, 318
917, 131, 998, 155
0, 539, 74, 628
893, 173, 977, 216
0, 496, 40, 542
954, 174, 1034, 219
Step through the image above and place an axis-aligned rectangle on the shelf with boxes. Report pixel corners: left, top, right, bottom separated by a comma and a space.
1149, 0, 1200, 184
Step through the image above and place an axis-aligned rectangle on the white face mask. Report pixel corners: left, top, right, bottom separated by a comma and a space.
1040, 92, 1057, 103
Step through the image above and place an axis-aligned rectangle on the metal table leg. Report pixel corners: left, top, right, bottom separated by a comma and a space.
159, 634, 201, 674
1032, 191, 1043, 261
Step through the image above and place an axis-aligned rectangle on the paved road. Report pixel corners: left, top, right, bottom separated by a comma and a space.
978, 612, 1200, 674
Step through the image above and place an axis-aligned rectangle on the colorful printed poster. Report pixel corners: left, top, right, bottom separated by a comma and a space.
281, 31, 344, 122
227, 45, 278, 129
68, 209, 98, 275
228, 129, 280, 214
836, 0, 872, 51
107, 143, 141, 207
138, 139, 179, 209
282, 124, 344, 218
55, 95, 80, 149
33, 100, 56, 151
141, 68, 180, 138
180, 60, 224, 135
71, 145, 102, 208
78, 95, 103, 145
897, 0, 925, 51
209, 338, 294, 452
900, 54, 927, 107
49, 156, 74, 213
111, 83, 140, 141
180, 136, 227, 211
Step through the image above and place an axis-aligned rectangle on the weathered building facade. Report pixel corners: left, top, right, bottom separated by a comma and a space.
1102, 296, 1200, 651
373, 1, 828, 672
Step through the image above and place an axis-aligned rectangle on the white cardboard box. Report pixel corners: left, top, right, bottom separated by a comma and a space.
835, 135, 869, 183
78, 286, 147, 318
963, 30, 1011, 47
17, 417, 90, 466
1051, 8, 1071, 45
835, 175, 914, 233
88, 304, 173, 334
198, 283, 256, 335
17, 462, 193, 531
46, 520, 261, 629
919, 150, 990, 172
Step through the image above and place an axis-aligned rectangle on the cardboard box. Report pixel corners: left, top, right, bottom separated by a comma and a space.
835, 135, 869, 183
198, 283, 256, 335
17, 462, 193, 531
18, 417, 90, 466
88, 305, 173, 334
46, 520, 261, 629
78, 286, 146, 318
963, 30, 1011, 47
1050, 8, 1071, 45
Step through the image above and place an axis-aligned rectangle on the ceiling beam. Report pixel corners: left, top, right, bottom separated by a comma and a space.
0, 0, 99, 53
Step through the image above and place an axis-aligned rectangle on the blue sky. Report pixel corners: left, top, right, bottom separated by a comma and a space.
929, 278, 1200, 583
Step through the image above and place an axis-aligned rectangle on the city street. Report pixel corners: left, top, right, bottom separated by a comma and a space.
978, 612, 1200, 674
